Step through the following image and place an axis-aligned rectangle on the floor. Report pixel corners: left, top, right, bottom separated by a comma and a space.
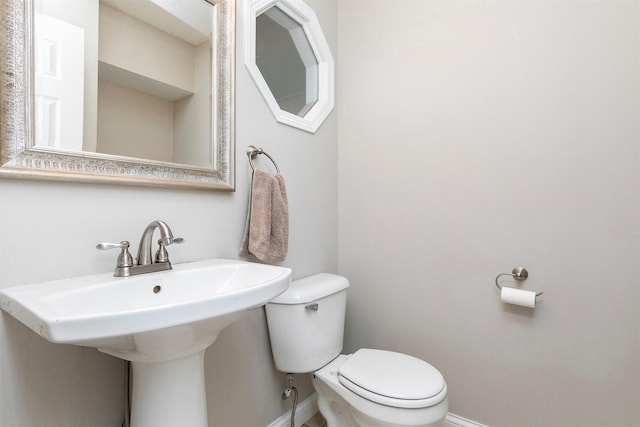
302, 412, 465, 427
302, 412, 327, 427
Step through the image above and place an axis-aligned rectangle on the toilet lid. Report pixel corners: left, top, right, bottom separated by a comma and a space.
338, 349, 446, 409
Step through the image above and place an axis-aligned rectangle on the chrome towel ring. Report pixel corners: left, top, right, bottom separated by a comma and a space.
247, 145, 280, 174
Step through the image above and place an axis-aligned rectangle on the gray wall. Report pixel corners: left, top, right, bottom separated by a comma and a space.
3, 0, 640, 426
338, 1, 639, 426
0, 0, 338, 425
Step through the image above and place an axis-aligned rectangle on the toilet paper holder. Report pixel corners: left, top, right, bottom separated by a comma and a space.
495, 267, 543, 297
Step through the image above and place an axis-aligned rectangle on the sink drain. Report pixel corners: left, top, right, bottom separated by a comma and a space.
153, 285, 161, 294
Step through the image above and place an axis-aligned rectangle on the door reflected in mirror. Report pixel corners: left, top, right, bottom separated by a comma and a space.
255, 6, 318, 117
34, 0, 215, 168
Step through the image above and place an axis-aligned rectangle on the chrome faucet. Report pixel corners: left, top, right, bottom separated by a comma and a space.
97, 220, 184, 277
136, 220, 183, 266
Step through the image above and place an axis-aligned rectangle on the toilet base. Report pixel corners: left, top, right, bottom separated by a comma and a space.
312, 355, 448, 427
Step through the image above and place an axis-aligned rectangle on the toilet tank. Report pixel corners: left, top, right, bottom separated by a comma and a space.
265, 273, 349, 373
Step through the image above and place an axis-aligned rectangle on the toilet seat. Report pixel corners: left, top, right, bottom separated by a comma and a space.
338, 349, 446, 409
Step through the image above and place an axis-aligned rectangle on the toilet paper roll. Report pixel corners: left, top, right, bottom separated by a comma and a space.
501, 286, 536, 308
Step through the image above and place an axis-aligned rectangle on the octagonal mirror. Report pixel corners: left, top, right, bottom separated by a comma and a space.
245, 0, 333, 133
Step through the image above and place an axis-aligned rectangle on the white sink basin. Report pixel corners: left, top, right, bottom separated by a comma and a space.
0, 258, 291, 426
0, 258, 291, 356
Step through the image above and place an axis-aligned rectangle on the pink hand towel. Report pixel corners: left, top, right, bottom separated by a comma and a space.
240, 169, 289, 263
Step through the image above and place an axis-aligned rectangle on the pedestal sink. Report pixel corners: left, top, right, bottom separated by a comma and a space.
0, 258, 291, 426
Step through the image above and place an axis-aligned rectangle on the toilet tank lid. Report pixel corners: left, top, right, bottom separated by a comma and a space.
269, 273, 349, 304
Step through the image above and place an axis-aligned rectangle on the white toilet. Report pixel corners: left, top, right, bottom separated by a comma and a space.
265, 273, 448, 427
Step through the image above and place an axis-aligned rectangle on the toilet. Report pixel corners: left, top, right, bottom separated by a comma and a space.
265, 273, 448, 427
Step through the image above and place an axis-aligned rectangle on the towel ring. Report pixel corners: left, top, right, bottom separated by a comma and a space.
247, 145, 280, 174
495, 267, 543, 297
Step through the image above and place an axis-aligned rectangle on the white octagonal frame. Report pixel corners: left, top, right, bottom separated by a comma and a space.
244, 0, 334, 133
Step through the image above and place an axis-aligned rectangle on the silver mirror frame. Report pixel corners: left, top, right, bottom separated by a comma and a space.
0, 0, 236, 191
244, 0, 333, 133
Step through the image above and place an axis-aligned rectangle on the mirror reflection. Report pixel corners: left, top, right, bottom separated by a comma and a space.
34, 0, 215, 168
255, 6, 318, 117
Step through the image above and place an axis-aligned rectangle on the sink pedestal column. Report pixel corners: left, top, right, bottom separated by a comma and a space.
130, 351, 208, 427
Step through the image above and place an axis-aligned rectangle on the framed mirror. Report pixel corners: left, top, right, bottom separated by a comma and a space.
244, 0, 333, 133
0, 0, 235, 190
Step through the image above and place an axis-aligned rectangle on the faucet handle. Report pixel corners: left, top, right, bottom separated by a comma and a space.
154, 237, 184, 263
96, 241, 134, 268
97, 241, 129, 251
158, 236, 184, 246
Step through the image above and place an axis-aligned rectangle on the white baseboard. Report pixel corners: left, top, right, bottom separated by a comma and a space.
267, 392, 319, 427
267, 393, 487, 427
444, 412, 488, 427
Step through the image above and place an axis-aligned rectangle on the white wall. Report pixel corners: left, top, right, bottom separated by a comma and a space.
0, 0, 337, 425
99, 4, 195, 94
338, 1, 639, 426
174, 42, 213, 168
97, 79, 175, 161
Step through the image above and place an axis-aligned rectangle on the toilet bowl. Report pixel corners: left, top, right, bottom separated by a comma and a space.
313, 351, 448, 427
265, 273, 448, 427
